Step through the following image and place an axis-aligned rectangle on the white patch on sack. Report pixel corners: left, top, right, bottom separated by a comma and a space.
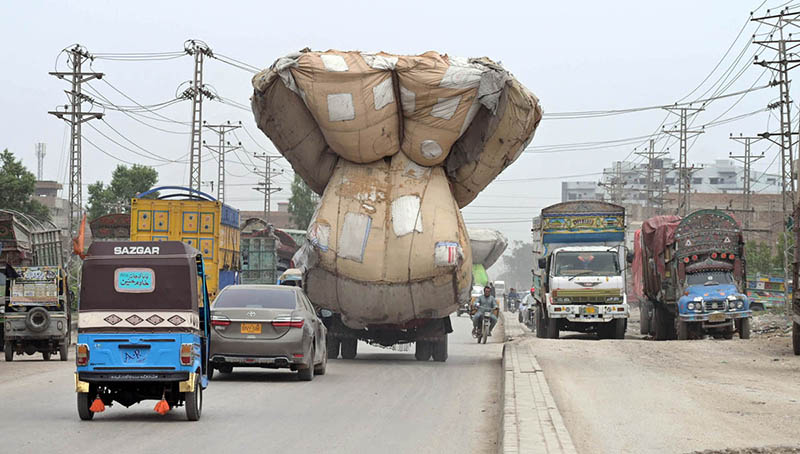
373, 78, 395, 110
434, 241, 463, 267
321, 54, 349, 72
327, 93, 356, 122
308, 223, 331, 252
391, 195, 423, 237
459, 97, 482, 135
440, 62, 483, 89
420, 140, 443, 159
430, 96, 461, 120
400, 86, 416, 114
361, 53, 398, 70
403, 160, 431, 179
338, 213, 372, 262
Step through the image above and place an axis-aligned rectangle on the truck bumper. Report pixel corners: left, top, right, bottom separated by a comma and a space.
548, 304, 629, 322
678, 310, 751, 322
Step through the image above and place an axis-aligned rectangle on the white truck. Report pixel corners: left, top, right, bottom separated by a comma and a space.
532, 201, 629, 339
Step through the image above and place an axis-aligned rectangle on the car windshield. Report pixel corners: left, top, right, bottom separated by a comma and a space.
554, 251, 619, 276
214, 288, 297, 309
686, 271, 734, 286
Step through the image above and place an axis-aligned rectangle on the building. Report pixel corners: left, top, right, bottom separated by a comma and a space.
34, 181, 70, 233
239, 201, 294, 230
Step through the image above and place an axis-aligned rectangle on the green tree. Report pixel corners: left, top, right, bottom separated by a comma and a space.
0, 149, 50, 220
288, 175, 317, 229
745, 240, 773, 275
496, 241, 534, 290
86, 164, 158, 220
772, 232, 795, 273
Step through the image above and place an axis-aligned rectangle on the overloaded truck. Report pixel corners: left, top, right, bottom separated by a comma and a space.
250, 49, 542, 361
634, 210, 751, 340
532, 201, 629, 339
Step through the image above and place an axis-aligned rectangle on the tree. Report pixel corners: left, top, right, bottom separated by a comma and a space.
496, 241, 534, 290
86, 164, 158, 220
288, 175, 317, 229
0, 149, 50, 220
745, 240, 773, 275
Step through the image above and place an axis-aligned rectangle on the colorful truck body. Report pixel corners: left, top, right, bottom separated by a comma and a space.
532, 201, 629, 339
129, 187, 240, 301
635, 210, 751, 340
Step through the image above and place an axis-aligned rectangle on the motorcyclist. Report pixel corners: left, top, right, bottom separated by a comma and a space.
520, 287, 536, 325
472, 286, 498, 337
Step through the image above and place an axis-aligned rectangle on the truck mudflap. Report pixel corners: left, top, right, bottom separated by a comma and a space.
678, 310, 751, 322
548, 303, 629, 322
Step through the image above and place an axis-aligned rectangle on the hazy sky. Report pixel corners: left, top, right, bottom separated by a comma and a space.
0, 0, 791, 252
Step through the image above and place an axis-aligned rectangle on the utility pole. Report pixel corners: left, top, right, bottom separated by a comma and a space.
635, 139, 669, 217
48, 45, 103, 236
184, 40, 213, 192
751, 8, 800, 314
203, 121, 241, 203
663, 107, 704, 216
729, 134, 765, 234
253, 153, 284, 224
598, 161, 626, 204
35, 143, 46, 180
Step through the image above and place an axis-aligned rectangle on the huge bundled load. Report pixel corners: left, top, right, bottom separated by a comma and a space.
251, 49, 542, 328
468, 229, 508, 269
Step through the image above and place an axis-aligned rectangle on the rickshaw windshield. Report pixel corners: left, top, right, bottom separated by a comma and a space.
80, 257, 198, 312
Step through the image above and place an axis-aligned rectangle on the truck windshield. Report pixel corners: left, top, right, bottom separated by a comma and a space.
686, 271, 734, 286
554, 251, 619, 276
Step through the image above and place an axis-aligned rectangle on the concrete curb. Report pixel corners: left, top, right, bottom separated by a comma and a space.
499, 312, 577, 454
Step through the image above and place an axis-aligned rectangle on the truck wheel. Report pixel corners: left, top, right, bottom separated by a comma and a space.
42, 351, 51, 361
793, 322, 800, 355
341, 338, 357, 360
614, 319, 626, 339
432, 337, 448, 362
737, 318, 751, 339
77, 393, 94, 421
184, 375, 203, 421
676, 319, 689, 340
640, 301, 651, 335
654, 306, 674, 341
60, 342, 69, 361
4, 342, 13, 362
546, 317, 559, 339
25, 307, 50, 333
415, 341, 432, 361
536, 307, 546, 338
327, 337, 340, 359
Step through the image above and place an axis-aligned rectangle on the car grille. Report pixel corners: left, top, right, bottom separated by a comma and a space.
704, 300, 727, 311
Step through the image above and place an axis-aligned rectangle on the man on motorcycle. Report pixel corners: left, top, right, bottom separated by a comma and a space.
472, 286, 498, 336
520, 287, 536, 325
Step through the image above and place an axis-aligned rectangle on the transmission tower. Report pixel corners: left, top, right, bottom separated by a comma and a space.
635, 139, 669, 217
203, 121, 241, 203
663, 107, 704, 216
253, 153, 284, 224
184, 40, 213, 192
35, 143, 46, 180
48, 45, 103, 235
751, 8, 800, 313
729, 134, 765, 233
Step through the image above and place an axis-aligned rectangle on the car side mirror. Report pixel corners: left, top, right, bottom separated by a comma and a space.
626, 252, 634, 264
538, 258, 546, 269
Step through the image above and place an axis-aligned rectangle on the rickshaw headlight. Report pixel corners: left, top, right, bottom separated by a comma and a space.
76, 344, 89, 366
180, 343, 193, 366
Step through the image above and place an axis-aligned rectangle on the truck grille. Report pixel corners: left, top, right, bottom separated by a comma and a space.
704, 300, 727, 311
566, 296, 607, 304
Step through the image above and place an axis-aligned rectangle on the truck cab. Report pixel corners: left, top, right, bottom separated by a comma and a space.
676, 264, 751, 339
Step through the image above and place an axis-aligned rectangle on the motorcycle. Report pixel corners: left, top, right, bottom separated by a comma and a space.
472, 308, 497, 344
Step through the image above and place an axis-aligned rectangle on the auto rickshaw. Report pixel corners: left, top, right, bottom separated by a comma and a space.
74, 241, 210, 421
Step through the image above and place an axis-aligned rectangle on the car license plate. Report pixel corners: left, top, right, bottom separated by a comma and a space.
709, 312, 726, 322
241, 323, 262, 334
582, 306, 596, 314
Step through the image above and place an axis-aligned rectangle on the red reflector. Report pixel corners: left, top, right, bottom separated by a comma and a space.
692, 255, 698, 261
729, 254, 735, 260
292, 353, 304, 358
711, 252, 718, 259
721, 253, 727, 259
683, 257, 690, 263
180, 344, 193, 366
272, 320, 304, 328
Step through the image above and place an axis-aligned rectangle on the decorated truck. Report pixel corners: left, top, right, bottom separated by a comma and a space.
634, 210, 751, 341
532, 201, 629, 339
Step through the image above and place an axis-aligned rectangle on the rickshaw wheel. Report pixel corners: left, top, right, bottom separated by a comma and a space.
185, 375, 202, 421
77, 393, 94, 421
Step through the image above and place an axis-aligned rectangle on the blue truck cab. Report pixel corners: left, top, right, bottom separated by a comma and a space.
74, 241, 210, 421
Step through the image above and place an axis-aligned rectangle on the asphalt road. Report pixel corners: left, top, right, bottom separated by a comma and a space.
0, 315, 503, 454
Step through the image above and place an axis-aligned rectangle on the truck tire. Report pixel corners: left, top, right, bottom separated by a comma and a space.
60, 342, 69, 361
614, 318, 626, 340
415, 341, 432, 361
793, 322, 800, 355
184, 375, 203, 421
77, 393, 94, 421
326, 337, 340, 359
676, 319, 689, 340
26, 307, 50, 333
341, 338, 357, 360
545, 317, 559, 339
654, 306, 674, 341
431, 337, 448, 362
536, 306, 546, 338
42, 351, 51, 361
640, 301, 651, 335
738, 318, 751, 340
4, 342, 12, 361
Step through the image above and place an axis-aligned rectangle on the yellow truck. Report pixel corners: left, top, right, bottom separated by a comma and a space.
130, 186, 241, 300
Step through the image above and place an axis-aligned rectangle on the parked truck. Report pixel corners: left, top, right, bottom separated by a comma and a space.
635, 210, 751, 341
532, 201, 629, 339
129, 186, 241, 301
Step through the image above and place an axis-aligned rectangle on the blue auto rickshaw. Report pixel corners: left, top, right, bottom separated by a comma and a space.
74, 241, 210, 421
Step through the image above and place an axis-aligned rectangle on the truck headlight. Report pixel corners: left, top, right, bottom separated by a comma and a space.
556, 297, 571, 304
687, 302, 695, 310
606, 296, 621, 303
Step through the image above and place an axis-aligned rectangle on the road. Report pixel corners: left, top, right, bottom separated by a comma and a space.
0, 315, 502, 454
521, 308, 800, 454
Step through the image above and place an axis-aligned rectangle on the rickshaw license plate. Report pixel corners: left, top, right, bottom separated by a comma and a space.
709, 313, 726, 322
582, 306, 596, 314
241, 323, 262, 334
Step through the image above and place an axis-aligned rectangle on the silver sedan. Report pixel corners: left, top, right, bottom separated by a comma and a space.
209, 285, 327, 381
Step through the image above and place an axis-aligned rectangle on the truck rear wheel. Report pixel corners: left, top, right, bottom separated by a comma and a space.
545, 316, 559, 339
431, 337, 448, 362
640, 301, 651, 335
341, 338, 357, 360
793, 322, 800, 355
676, 319, 689, 340
536, 306, 546, 338
326, 337, 340, 359
654, 306, 674, 341
415, 341, 432, 361
614, 318, 626, 339
737, 318, 751, 339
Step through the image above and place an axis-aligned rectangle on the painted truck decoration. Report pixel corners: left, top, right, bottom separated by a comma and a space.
634, 210, 751, 340
532, 201, 629, 340
251, 49, 542, 360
